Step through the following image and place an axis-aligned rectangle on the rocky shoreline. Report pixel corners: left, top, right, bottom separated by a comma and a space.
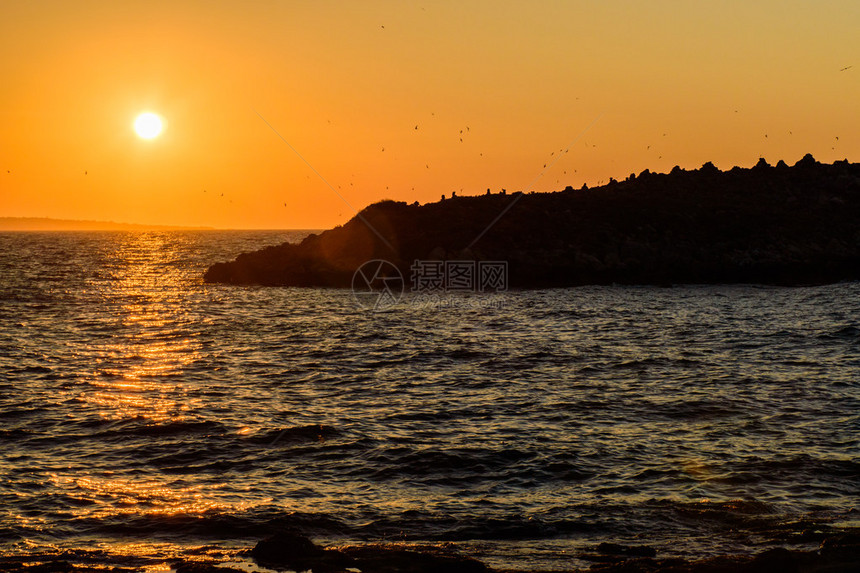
204, 155, 860, 288
2, 531, 859, 573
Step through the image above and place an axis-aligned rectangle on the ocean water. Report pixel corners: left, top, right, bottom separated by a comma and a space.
0, 231, 858, 571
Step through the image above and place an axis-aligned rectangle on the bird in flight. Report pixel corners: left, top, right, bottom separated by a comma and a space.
839, 65, 853, 72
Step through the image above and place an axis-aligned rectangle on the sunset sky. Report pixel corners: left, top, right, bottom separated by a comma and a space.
1, 1, 857, 229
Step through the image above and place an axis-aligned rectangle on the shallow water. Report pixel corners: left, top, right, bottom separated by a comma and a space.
0, 231, 857, 571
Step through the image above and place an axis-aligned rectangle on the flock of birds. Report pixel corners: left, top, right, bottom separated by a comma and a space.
3, 62, 853, 215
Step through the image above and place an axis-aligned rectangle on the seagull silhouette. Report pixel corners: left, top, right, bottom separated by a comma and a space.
839, 65, 853, 72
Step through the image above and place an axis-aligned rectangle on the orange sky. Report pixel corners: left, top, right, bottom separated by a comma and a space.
1, 0, 857, 229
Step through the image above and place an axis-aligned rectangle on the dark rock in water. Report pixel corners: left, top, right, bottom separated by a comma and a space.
245, 424, 340, 445
251, 531, 353, 572
251, 531, 319, 563
0, 563, 73, 573
585, 535, 860, 572
340, 543, 492, 573
174, 563, 245, 573
250, 536, 489, 573
204, 156, 860, 288
596, 542, 657, 558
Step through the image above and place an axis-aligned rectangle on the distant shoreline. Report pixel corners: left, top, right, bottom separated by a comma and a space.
0, 218, 318, 232
0, 217, 214, 231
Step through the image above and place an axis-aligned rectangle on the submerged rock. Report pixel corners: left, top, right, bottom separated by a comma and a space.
596, 542, 657, 558
581, 533, 860, 572
340, 543, 491, 572
250, 531, 353, 572
250, 534, 489, 573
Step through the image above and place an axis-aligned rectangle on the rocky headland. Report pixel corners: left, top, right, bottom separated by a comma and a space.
204, 155, 860, 288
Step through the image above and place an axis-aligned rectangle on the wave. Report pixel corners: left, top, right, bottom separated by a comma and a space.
819, 325, 860, 341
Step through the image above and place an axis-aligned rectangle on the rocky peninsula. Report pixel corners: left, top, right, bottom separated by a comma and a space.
204, 155, 860, 288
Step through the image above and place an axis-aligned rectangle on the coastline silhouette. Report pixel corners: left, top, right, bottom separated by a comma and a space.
205, 154, 860, 288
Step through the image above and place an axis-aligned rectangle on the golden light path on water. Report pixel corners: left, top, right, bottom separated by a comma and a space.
54, 233, 255, 534
80, 233, 201, 422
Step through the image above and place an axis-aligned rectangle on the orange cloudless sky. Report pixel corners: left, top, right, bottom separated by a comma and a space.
1, 0, 858, 229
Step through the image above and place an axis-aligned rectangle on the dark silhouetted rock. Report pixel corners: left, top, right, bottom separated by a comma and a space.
204, 156, 860, 288
250, 536, 489, 573
580, 535, 860, 572
250, 531, 353, 572
340, 544, 491, 573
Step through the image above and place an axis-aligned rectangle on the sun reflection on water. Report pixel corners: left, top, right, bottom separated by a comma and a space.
48, 473, 238, 519
63, 233, 221, 528
77, 233, 204, 423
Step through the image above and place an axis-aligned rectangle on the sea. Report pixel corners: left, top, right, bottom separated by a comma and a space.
0, 230, 857, 572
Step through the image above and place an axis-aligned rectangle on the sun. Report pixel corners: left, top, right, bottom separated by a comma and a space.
134, 112, 164, 139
